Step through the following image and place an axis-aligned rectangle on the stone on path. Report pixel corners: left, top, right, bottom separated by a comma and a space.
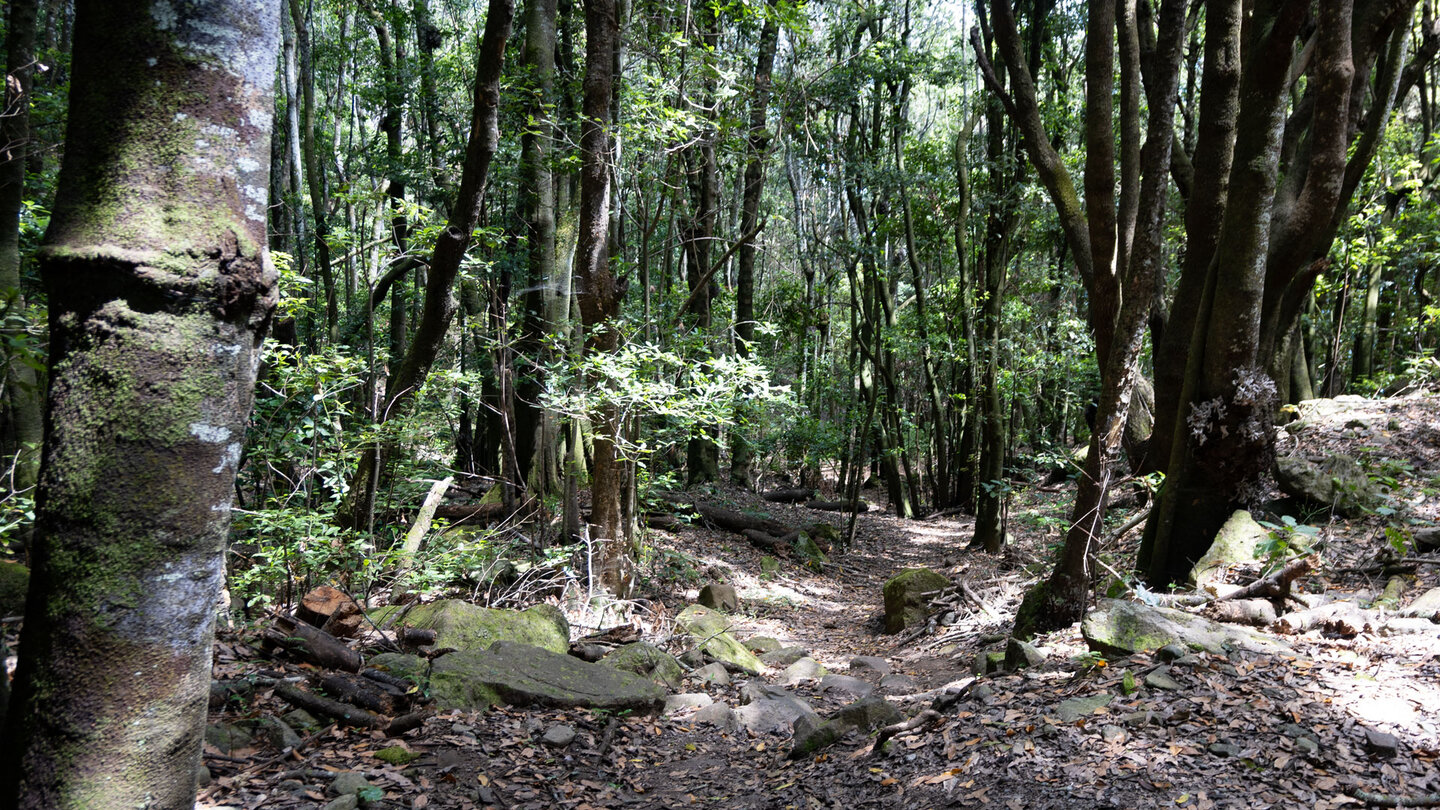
878, 673, 917, 696
849, 655, 891, 678
1082, 598, 1292, 657
778, 657, 827, 685
698, 583, 740, 612
600, 642, 683, 690
819, 674, 874, 698
690, 662, 731, 687
745, 636, 783, 654
694, 702, 740, 732
760, 646, 810, 667
882, 568, 950, 634
663, 693, 714, 715
1400, 587, 1440, 618
1054, 694, 1113, 724
675, 604, 765, 675
790, 696, 902, 759
1003, 638, 1046, 670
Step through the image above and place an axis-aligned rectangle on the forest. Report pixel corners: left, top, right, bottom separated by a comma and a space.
3, 0, 1440, 807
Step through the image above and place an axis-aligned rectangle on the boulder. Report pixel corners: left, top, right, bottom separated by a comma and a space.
675, 604, 765, 674
744, 636, 782, 654
819, 674, 874, 698
789, 697, 902, 759
697, 583, 740, 612
759, 646, 810, 667
778, 657, 827, 685
1191, 510, 1266, 589
0, 560, 27, 617
429, 641, 664, 713
733, 688, 818, 735
882, 568, 950, 634
1275, 453, 1384, 518
399, 600, 569, 654
367, 653, 428, 687
1082, 598, 1292, 657
600, 642, 683, 690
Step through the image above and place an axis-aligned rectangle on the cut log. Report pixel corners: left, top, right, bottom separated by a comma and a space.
806, 499, 869, 513
319, 672, 404, 715
266, 614, 362, 672
273, 682, 383, 728
762, 488, 815, 503
297, 585, 359, 629
644, 513, 683, 531
432, 502, 508, 522
385, 710, 433, 737
399, 627, 437, 648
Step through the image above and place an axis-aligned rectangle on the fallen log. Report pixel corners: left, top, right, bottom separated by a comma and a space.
1272, 602, 1370, 636
273, 682, 383, 728
399, 627, 438, 649
432, 502, 508, 522
1204, 598, 1278, 627
741, 529, 786, 554
385, 710, 433, 737
805, 499, 869, 513
266, 614, 362, 672
691, 501, 793, 538
645, 512, 683, 531
762, 488, 815, 503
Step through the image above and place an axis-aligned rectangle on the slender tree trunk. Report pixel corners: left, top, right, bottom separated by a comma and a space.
0, 0, 41, 493
683, 3, 721, 487
291, 0, 337, 338
341, 0, 515, 530
0, 3, 281, 806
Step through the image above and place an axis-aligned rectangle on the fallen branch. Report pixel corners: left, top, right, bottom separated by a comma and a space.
266, 614, 363, 672
871, 710, 941, 756
1272, 602, 1370, 636
1217, 555, 1315, 603
1348, 787, 1440, 807
762, 488, 815, 503
273, 682, 383, 728
385, 709, 434, 737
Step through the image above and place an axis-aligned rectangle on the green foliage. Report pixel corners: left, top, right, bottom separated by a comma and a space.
1255, 516, 1321, 571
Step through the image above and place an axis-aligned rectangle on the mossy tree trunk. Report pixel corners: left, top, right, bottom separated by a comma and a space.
0, 2, 282, 806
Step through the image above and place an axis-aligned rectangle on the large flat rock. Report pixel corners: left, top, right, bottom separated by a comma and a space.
430, 641, 664, 713
1082, 598, 1291, 657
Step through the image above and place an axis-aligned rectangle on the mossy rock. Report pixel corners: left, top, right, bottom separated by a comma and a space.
601, 642, 683, 690
0, 560, 29, 617
675, 604, 765, 675
1082, 598, 1292, 657
793, 534, 829, 568
1190, 510, 1266, 589
431, 642, 664, 713
882, 568, 950, 634
1275, 453, 1384, 518
374, 746, 422, 765
399, 600, 569, 654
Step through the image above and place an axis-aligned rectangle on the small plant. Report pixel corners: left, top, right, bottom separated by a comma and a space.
1255, 515, 1321, 570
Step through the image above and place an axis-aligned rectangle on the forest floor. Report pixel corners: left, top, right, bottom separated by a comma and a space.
199, 393, 1440, 810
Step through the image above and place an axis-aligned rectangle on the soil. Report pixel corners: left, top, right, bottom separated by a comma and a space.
197, 393, 1440, 810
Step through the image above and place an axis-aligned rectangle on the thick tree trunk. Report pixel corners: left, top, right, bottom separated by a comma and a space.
0, 3, 281, 806
0, 0, 42, 494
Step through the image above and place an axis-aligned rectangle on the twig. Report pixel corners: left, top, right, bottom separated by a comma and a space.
870, 710, 941, 756
593, 716, 621, 764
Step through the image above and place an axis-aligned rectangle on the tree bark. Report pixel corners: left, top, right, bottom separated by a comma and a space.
0, 3, 281, 806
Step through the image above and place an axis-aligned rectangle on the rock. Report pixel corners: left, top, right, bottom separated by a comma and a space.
734, 695, 818, 735
601, 642, 683, 690
819, 674, 874, 698
1003, 638, 1046, 670
664, 693, 714, 715
1275, 453, 1384, 518
195, 763, 212, 787
833, 696, 902, 730
541, 724, 577, 748
375, 745, 422, 765
1191, 510, 1266, 589
849, 655, 892, 678
329, 771, 374, 796
697, 583, 740, 612
972, 651, 1005, 676
209, 678, 256, 710
1055, 694, 1113, 723
677, 649, 706, 669
323, 796, 359, 810
744, 636, 783, 654
0, 560, 28, 617
367, 652, 428, 686
282, 708, 322, 732
789, 716, 846, 759
694, 702, 740, 731
878, 673, 917, 696
790, 697, 902, 759
675, 604, 765, 674
778, 657, 827, 685
1297, 736, 1320, 756
793, 534, 829, 568
205, 723, 255, 754
429, 641, 665, 713
1144, 670, 1182, 691
1101, 725, 1127, 744
1156, 643, 1188, 662
690, 662, 731, 687
1208, 743, 1242, 758
1364, 728, 1399, 758
760, 646, 811, 667
1400, 587, 1440, 618
1082, 598, 1292, 657
397, 601, 570, 654
256, 716, 303, 750
760, 556, 781, 576
882, 568, 950, 634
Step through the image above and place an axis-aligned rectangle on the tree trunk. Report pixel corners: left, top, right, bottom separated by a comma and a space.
683, 3, 721, 488
576, 0, 630, 595
341, 0, 515, 530
0, 0, 42, 494
728, 4, 778, 489
290, 0, 338, 338
0, 3, 281, 806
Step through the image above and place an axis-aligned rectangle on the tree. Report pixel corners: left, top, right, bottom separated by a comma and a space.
0, 2, 282, 806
